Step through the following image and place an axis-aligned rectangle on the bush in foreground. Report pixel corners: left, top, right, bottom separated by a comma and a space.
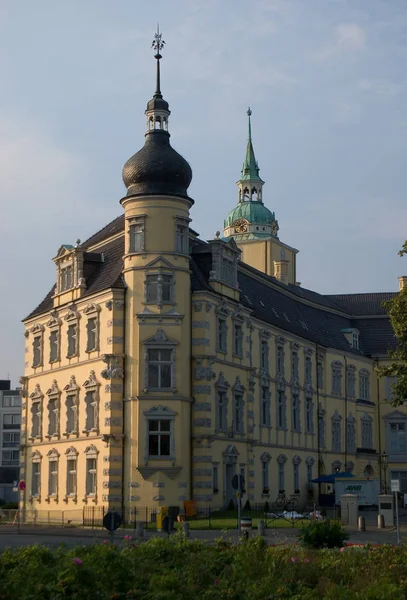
0, 536, 406, 599
298, 519, 350, 549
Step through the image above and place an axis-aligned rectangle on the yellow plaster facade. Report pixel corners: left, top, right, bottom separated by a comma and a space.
20, 48, 404, 522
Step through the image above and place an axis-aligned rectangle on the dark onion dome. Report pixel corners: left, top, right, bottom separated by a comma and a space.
122, 130, 193, 200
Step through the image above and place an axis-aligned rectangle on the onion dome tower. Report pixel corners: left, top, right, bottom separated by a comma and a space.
223, 108, 279, 240
122, 27, 193, 202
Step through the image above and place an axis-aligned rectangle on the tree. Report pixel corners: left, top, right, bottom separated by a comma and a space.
377, 241, 407, 406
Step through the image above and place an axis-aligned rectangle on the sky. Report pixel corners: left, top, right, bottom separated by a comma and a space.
0, 0, 406, 386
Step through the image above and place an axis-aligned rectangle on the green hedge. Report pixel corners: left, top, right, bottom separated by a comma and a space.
0, 536, 406, 599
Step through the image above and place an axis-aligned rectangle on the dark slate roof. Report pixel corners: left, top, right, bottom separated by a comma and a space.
25, 236, 125, 321
81, 215, 124, 248
353, 317, 396, 356
325, 293, 397, 316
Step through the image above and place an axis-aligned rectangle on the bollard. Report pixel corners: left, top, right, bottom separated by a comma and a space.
357, 516, 365, 532
258, 519, 265, 536
136, 522, 144, 539
182, 522, 190, 539
378, 514, 385, 529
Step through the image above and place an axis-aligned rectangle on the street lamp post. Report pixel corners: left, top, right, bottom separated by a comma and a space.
381, 451, 388, 494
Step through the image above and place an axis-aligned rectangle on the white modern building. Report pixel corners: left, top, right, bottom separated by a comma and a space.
0, 381, 21, 502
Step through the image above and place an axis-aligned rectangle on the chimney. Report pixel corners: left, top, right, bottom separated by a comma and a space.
398, 276, 407, 291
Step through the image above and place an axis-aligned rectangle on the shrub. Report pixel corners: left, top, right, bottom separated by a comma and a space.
299, 519, 349, 549
243, 499, 251, 511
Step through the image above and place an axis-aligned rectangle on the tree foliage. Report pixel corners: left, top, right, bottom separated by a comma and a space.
377, 241, 407, 406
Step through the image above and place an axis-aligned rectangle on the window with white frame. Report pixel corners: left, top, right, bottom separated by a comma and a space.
331, 412, 342, 452
277, 390, 286, 429
347, 415, 356, 453
292, 394, 300, 432
261, 386, 271, 427
148, 419, 171, 457
65, 395, 78, 434
361, 413, 373, 449
260, 339, 269, 372
277, 346, 284, 376
48, 450, 59, 497
277, 455, 286, 491
359, 369, 370, 401
49, 330, 59, 363
305, 356, 312, 385
2, 450, 19, 465
86, 456, 97, 496
146, 348, 173, 389
175, 221, 188, 254
390, 422, 407, 453
261, 453, 271, 492
128, 216, 145, 252
213, 465, 219, 493
32, 336, 42, 368
2, 395, 21, 408
332, 362, 342, 396
146, 273, 173, 305
31, 458, 41, 497
60, 265, 73, 292
305, 397, 313, 433
48, 398, 58, 436
67, 324, 78, 358
66, 456, 77, 496
233, 392, 244, 434
2, 432, 19, 447
233, 323, 243, 357
31, 403, 41, 438
352, 330, 359, 349
3, 413, 20, 429
347, 366, 356, 398
217, 317, 228, 353
85, 391, 98, 431
86, 317, 98, 353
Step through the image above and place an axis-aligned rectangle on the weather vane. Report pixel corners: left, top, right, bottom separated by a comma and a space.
152, 24, 165, 56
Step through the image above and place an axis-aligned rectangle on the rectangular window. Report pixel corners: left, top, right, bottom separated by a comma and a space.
347, 370, 356, 398
305, 356, 312, 384
277, 347, 284, 375
261, 340, 269, 371
176, 223, 188, 253
352, 331, 359, 349
233, 324, 243, 357
32, 336, 42, 368
85, 391, 97, 430
262, 461, 269, 492
261, 387, 270, 427
292, 394, 300, 431
2, 432, 20, 447
359, 374, 370, 401
31, 404, 41, 437
49, 330, 59, 362
307, 464, 313, 489
48, 461, 58, 496
67, 324, 78, 358
390, 423, 407, 453
86, 317, 97, 352
234, 393, 244, 434
66, 395, 77, 433
4, 414, 21, 429
86, 458, 97, 496
147, 349, 172, 389
129, 218, 144, 252
332, 367, 342, 396
67, 458, 77, 496
146, 274, 173, 304
332, 421, 341, 452
2, 395, 21, 408
306, 397, 313, 433
217, 391, 227, 431
48, 399, 58, 436
60, 265, 73, 292
32, 462, 41, 496
278, 462, 285, 491
148, 419, 171, 457
294, 463, 300, 491
361, 420, 373, 449
347, 421, 356, 453
217, 318, 227, 353
277, 391, 285, 429
292, 352, 299, 380
317, 362, 323, 389
2, 450, 19, 465
213, 465, 219, 493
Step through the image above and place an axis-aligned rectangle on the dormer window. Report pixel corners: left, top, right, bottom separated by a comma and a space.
60, 265, 73, 292
352, 331, 359, 349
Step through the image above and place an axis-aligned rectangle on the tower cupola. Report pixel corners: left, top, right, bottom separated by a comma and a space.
121, 27, 193, 201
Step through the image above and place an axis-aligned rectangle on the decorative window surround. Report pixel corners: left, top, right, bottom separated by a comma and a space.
317, 348, 326, 389
46, 448, 59, 501
292, 390, 301, 432
83, 371, 100, 433
261, 452, 271, 494
305, 355, 312, 386
53, 245, 86, 295
145, 272, 175, 307
65, 446, 78, 502
290, 343, 300, 384
232, 322, 244, 358
64, 305, 80, 359
30, 324, 44, 368
276, 390, 287, 430
331, 361, 343, 396
144, 405, 176, 466
359, 369, 371, 401
127, 215, 146, 253
143, 329, 177, 393
306, 456, 315, 489
215, 301, 230, 354
63, 376, 79, 437
83, 303, 101, 353
232, 376, 245, 434
361, 412, 373, 449
260, 384, 271, 427
208, 238, 240, 288
347, 413, 356, 453
277, 454, 287, 491
331, 410, 342, 452
345, 461, 355, 473
276, 336, 286, 379
31, 450, 42, 500
174, 217, 189, 254
29, 384, 43, 440
293, 455, 301, 492
305, 396, 314, 434
318, 403, 325, 448
331, 459, 342, 474
46, 380, 60, 439
215, 372, 230, 433
84, 444, 99, 501
347, 364, 356, 399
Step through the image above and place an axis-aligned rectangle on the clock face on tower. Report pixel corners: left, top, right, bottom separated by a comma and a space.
233, 218, 248, 233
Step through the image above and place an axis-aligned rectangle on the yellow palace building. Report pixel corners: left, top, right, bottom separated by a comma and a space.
20, 34, 406, 521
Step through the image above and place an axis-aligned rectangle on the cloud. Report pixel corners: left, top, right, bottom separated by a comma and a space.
359, 79, 403, 96
335, 24, 366, 51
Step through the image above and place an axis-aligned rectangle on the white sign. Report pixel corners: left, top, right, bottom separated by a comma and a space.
391, 479, 400, 493
12, 480, 18, 492
335, 478, 380, 506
